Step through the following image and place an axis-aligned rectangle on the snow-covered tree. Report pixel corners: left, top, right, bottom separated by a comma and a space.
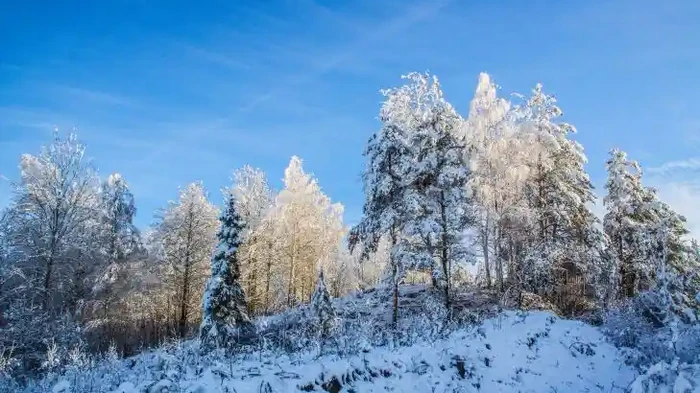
353, 71, 474, 323
604, 149, 698, 306
628, 219, 700, 393
231, 165, 274, 314
462, 73, 514, 290
513, 83, 604, 310
320, 243, 359, 297
200, 193, 254, 351
87, 173, 142, 338
9, 131, 101, 310
310, 270, 336, 341
350, 84, 414, 326
354, 234, 390, 290
99, 173, 140, 263
153, 182, 219, 338
272, 156, 345, 309
388, 72, 474, 309
604, 149, 651, 299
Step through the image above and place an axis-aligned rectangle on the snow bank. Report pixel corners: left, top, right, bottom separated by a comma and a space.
42, 311, 635, 393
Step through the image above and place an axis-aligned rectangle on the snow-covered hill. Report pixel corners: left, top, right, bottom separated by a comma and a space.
40, 309, 636, 393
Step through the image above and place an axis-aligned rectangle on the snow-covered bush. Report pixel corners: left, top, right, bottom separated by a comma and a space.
630, 360, 700, 393
1, 299, 83, 380
0, 346, 20, 393
604, 221, 700, 391
603, 299, 673, 367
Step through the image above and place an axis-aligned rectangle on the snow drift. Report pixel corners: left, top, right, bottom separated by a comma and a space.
36, 310, 635, 393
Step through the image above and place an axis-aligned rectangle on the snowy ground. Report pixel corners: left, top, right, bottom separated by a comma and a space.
39, 310, 635, 393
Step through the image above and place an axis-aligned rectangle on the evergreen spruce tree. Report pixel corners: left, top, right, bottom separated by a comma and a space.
200, 193, 254, 351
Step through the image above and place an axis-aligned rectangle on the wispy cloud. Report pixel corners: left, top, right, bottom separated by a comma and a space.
647, 157, 700, 175
0, 106, 67, 133
238, 0, 452, 114
646, 156, 700, 239
649, 180, 700, 239
175, 42, 251, 71
138, 0, 453, 173
49, 85, 136, 107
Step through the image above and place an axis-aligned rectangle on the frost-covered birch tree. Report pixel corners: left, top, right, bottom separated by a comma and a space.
88, 173, 142, 335
154, 182, 219, 338
9, 131, 101, 310
232, 165, 274, 314
463, 73, 524, 291
271, 156, 345, 309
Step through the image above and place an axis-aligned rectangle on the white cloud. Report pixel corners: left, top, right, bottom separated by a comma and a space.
649, 180, 700, 239
647, 157, 700, 175
592, 157, 700, 240
646, 157, 700, 239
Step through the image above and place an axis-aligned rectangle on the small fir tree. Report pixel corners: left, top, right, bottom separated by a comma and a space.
310, 269, 336, 341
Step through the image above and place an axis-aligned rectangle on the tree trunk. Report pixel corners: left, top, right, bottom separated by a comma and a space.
439, 191, 451, 311
495, 226, 504, 292
248, 259, 257, 315
43, 227, 59, 310
43, 255, 54, 310
179, 208, 194, 339
392, 266, 399, 327
287, 231, 297, 308
390, 229, 399, 327
179, 260, 190, 338
483, 213, 492, 289
263, 238, 273, 313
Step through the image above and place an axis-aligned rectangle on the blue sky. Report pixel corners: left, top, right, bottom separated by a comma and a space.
1, 0, 699, 232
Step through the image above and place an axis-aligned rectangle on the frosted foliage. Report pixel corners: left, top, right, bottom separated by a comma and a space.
10, 131, 101, 309
515, 83, 603, 290
310, 270, 336, 339
154, 182, 219, 337
320, 243, 359, 297
604, 149, 698, 302
232, 165, 273, 237
462, 74, 528, 290
99, 173, 139, 262
459, 73, 604, 309
268, 156, 346, 309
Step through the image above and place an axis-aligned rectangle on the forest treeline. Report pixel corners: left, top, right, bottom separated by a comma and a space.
1, 72, 699, 380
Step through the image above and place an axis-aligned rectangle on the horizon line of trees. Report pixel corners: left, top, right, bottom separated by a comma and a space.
1, 71, 699, 379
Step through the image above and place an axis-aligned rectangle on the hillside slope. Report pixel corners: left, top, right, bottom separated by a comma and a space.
42, 310, 635, 393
